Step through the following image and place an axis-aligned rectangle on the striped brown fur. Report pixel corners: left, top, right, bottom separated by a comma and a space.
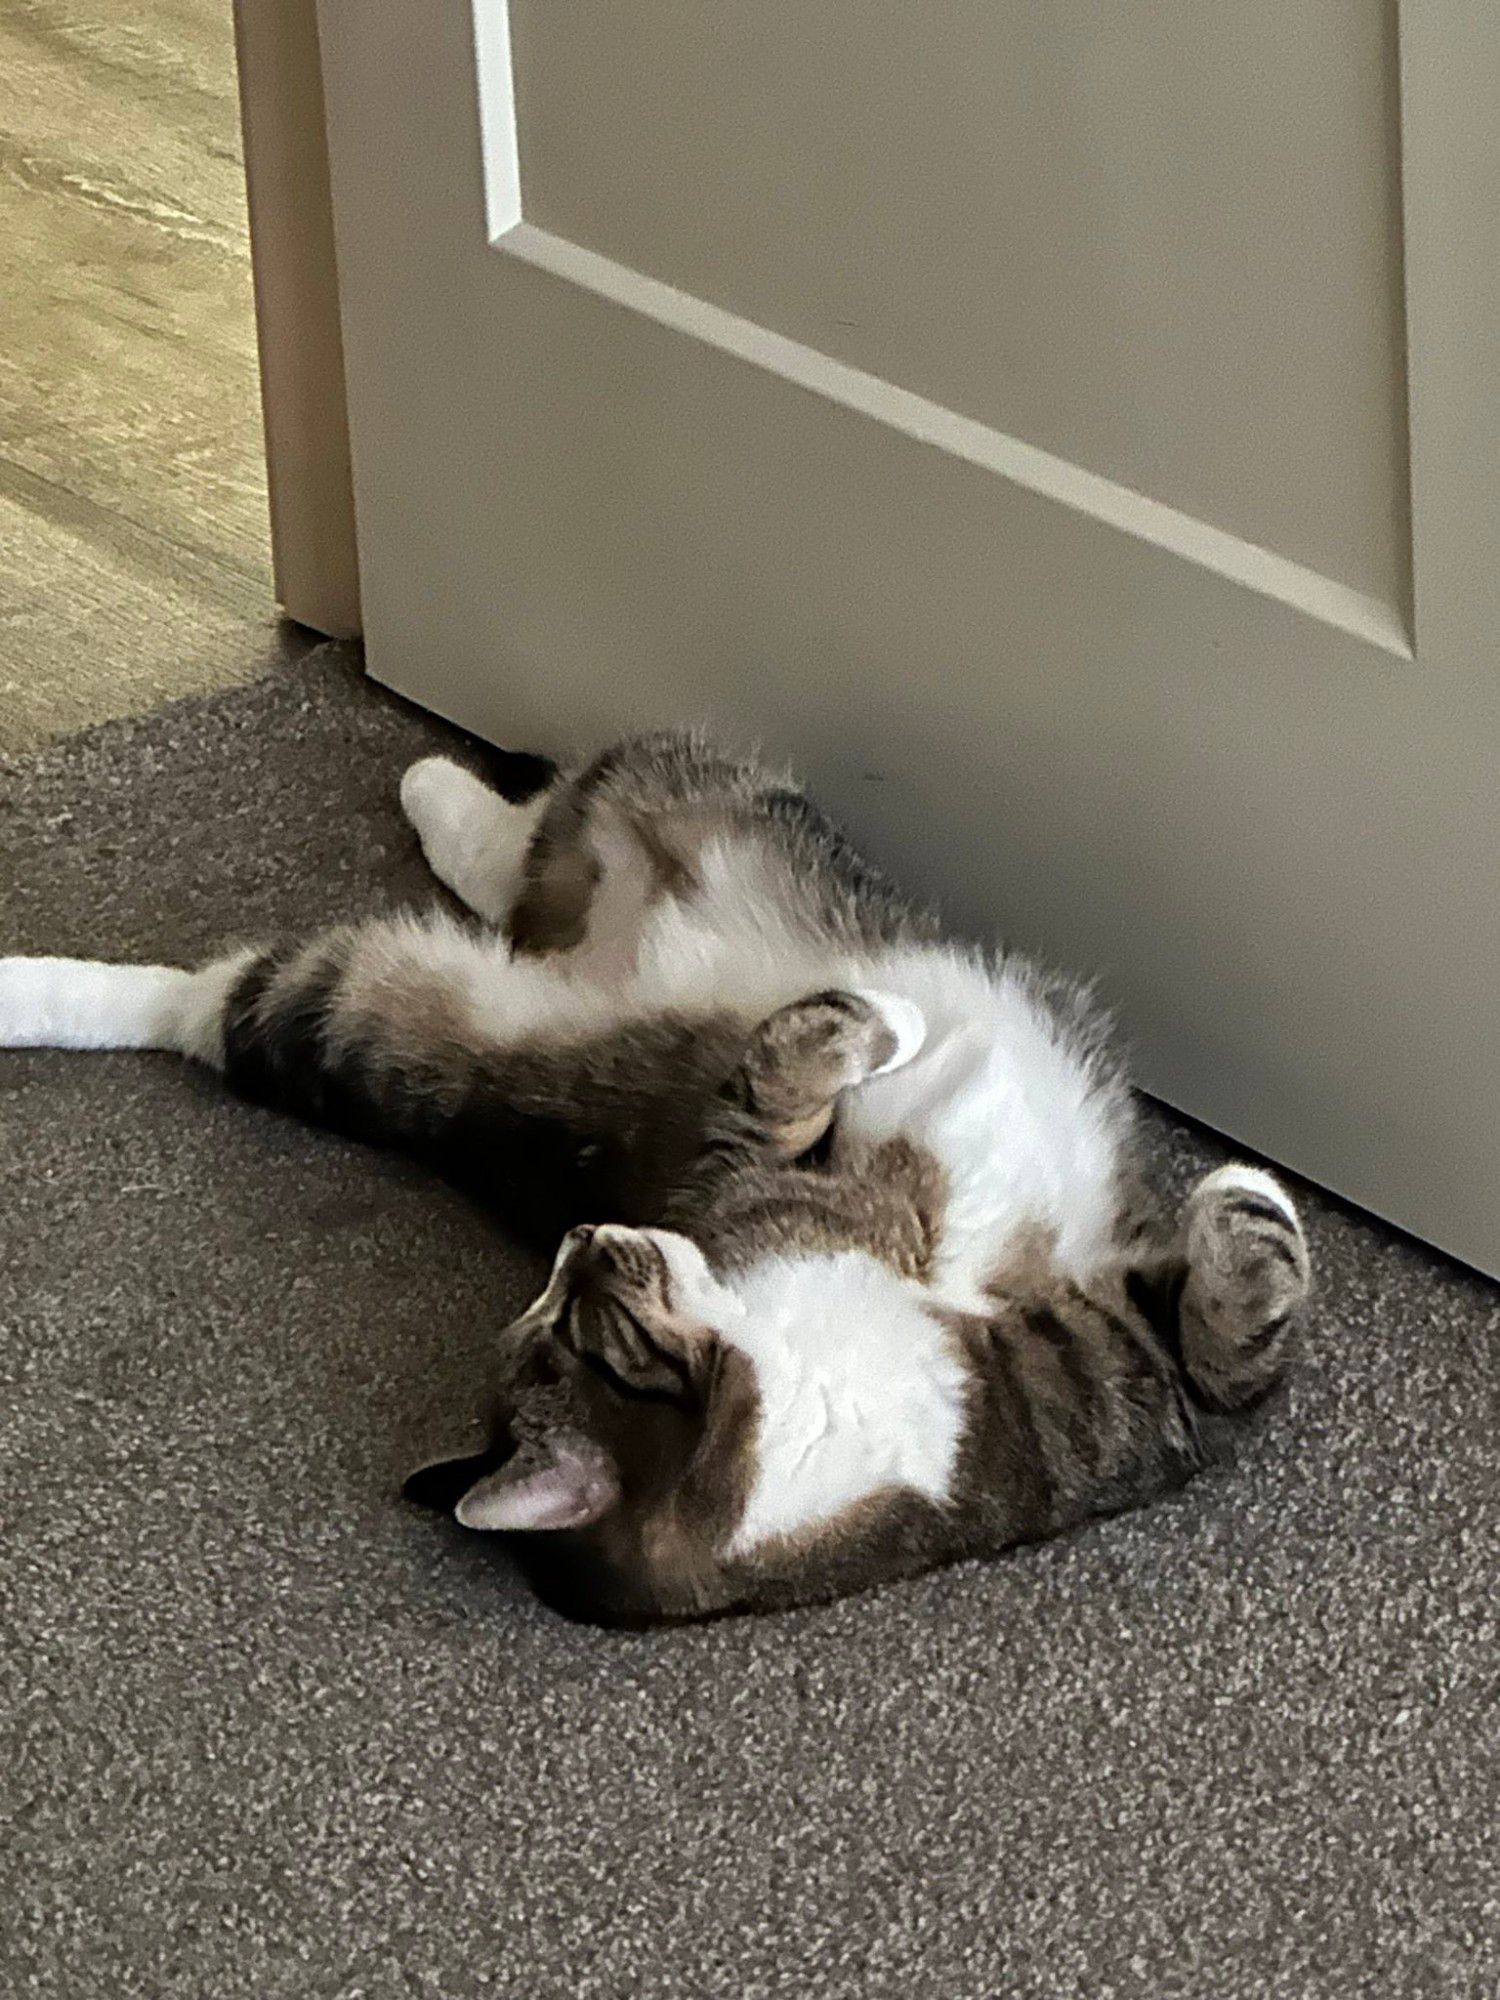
2, 727, 1313, 1622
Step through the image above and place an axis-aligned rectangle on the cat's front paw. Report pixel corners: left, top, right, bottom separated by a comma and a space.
848, 990, 927, 1077
754, 990, 926, 1097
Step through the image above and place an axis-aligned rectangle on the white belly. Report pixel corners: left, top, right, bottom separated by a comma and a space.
835, 946, 1128, 1295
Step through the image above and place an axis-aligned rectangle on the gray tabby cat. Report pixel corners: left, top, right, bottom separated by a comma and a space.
0, 732, 1310, 1623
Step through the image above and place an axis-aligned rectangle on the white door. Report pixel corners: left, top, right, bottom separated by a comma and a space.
316, 3, 1500, 1274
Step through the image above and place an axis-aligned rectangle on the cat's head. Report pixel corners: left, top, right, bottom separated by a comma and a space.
405, 1221, 969, 1623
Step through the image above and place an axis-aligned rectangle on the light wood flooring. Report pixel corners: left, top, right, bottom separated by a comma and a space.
0, 0, 312, 753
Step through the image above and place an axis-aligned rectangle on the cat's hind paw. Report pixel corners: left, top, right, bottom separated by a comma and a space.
1180, 1164, 1311, 1408
399, 756, 545, 924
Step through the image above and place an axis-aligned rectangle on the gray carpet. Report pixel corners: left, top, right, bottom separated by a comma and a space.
2, 649, 1496, 1999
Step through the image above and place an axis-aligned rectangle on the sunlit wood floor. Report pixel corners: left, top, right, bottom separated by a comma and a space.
0, 0, 312, 752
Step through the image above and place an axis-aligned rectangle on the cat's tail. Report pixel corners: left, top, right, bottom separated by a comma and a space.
1168, 1164, 1312, 1411
0, 952, 256, 1066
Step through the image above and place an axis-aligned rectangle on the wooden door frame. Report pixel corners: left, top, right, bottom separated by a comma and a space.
233, 0, 361, 639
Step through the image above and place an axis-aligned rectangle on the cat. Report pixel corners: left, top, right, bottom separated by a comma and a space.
0, 730, 1310, 1623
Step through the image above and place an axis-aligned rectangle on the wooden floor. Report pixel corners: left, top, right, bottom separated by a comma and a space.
0, 0, 311, 753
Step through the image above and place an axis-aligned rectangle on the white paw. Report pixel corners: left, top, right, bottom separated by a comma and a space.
399, 756, 477, 844
850, 989, 928, 1076
0, 955, 192, 1052
400, 756, 544, 922
0, 956, 44, 1043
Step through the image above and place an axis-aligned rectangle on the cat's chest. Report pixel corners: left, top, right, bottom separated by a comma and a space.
719, 1250, 970, 1556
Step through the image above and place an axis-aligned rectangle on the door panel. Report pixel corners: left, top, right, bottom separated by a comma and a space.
317, 1, 1500, 1273
511, 0, 1409, 598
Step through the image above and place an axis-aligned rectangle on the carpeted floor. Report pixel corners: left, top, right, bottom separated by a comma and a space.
2, 650, 1496, 1999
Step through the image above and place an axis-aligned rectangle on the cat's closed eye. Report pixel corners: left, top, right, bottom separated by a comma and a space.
564, 1297, 699, 1406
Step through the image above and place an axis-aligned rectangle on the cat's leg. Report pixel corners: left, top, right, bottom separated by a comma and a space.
942, 1167, 1310, 1544
1174, 1165, 1311, 1408
0, 918, 750, 1243
399, 756, 552, 925
1, 944, 924, 1252
401, 744, 696, 969
662, 988, 928, 1241
504, 784, 658, 969
413, 728, 917, 992
479, 727, 916, 988
1125, 1164, 1311, 1412
0, 922, 591, 1124
502, 732, 854, 972
717, 988, 926, 1161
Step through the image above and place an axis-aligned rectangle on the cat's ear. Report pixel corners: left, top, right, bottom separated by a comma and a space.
453, 1430, 619, 1533
402, 1436, 505, 1512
